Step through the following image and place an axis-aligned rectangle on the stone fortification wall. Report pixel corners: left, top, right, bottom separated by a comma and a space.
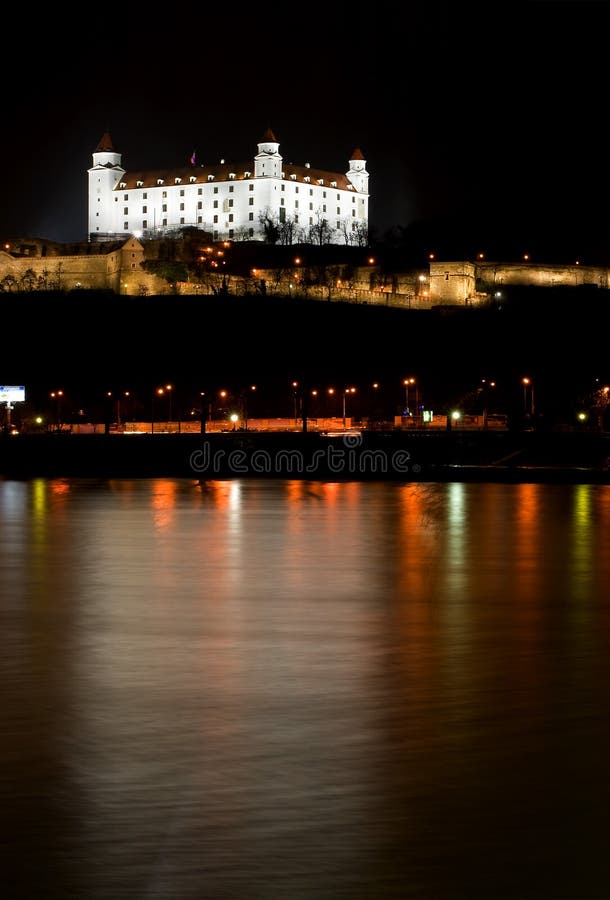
476, 262, 608, 291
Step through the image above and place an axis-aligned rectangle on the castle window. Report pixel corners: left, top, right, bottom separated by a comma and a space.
198, 215, 202, 223
249, 228, 254, 237
331, 182, 337, 188
336, 221, 340, 229
336, 207, 340, 215
208, 175, 214, 181
309, 202, 313, 210
295, 186, 299, 193
190, 176, 196, 183
309, 188, 313, 196
157, 179, 164, 185
142, 205, 147, 213
323, 191, 327, 198
124, 207, 128, 215
162, 204, 167, 212
143, 192, 148, 199
213, 214, 218, 223
352, 196, 356, 202
249, 197, 254, 206
295, 214, 299, 223
162, 218, 167, 226
175, 178, 182, 185
96, 212, 99, 216
180, 189, 185, 196
136, 180, 143, 187
180, 203, 185, 211
290, 174, 296, 180
281, 184, 285, 191
244, 171, 251, 178
198, 188, 202, 195
280, 197, 285, 206
336, 193, 340, 200
445, 273, 450, 280
162, 191, 167, 198
228, 199, 233, 207
351, 209, 356, 217
229, 173, 236, 180
124, 193, 128, 200
213, 186, 218, 193
124, 222, 129, 229
318, 180, 324, 186
115, 197, 118, 202
180, 217, 185, 224
249, 183, 254, 192
304, 176, 310, 183
213, 200, 218, 208
142, 220, 147, 228
295, 200, 299, 209
248, 212, 254, 221
197, 201, 202, 209
229, 214, 234, 222
229, 229, 234, 238
323, 205, 326, 212
229, 185, 234, 193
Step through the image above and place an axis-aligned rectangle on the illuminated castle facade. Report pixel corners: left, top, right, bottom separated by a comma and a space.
88, 129, 369, 245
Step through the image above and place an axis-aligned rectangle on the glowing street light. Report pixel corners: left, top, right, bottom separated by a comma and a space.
343, 386, 357, 426
50, 390, 64, 430
522, 377, 535, 417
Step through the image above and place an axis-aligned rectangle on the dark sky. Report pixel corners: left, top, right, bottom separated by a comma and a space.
1, 1, 608, 261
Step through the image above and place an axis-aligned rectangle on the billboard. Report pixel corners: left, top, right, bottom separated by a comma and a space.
0, 386, 26, 403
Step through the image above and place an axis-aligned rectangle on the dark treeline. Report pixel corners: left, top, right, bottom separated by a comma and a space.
3, 285, 610, 424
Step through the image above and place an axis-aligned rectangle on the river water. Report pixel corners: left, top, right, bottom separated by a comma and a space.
2, 478, 610, 899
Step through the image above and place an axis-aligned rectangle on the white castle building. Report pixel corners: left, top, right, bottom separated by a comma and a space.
88, 128, 369, 245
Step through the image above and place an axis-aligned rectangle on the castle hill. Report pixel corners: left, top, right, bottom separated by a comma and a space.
2, 128, 610, 478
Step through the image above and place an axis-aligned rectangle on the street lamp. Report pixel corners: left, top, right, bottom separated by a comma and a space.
522, 377, 535, 417
240, 385, 256, 430
50, 390, 64, 431
403, 377, 416, 417
292, 381, 299, 425
343, 387, 356, 427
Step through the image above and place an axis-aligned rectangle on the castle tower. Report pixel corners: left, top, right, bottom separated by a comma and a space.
346, 148, 369, 193
254, 127, 283, 178
87, 131, 125, 241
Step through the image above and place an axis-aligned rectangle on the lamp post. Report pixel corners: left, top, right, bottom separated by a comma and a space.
403, 377, 416, 418
292, 381, 299, 425
343, 387, 356, 427
522, 377, 535, 418
240, 385, 256, 430
50, 390, 64, 431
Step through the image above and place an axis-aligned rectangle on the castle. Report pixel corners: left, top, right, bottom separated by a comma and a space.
88, 129, 369, 246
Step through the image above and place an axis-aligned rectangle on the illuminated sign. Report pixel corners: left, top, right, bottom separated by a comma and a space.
0, 386, 25, 403
423, 410, 434, 422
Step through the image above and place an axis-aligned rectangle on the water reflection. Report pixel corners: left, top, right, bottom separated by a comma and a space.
2, 478, 610, 899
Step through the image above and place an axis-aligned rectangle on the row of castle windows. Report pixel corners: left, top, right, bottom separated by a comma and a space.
129, 174, 345, 188
119, 201, 358, 216
117, 186, 356, 202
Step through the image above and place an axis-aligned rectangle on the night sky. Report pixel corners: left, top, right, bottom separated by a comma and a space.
1, 1, 608, 261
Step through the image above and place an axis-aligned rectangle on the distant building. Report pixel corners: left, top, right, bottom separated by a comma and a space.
87, 129, 369, 246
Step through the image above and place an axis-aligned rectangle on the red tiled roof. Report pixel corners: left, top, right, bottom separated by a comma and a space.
350, 147, 365, 160
114, 160, 362, 192
261, 127, 278, 142
95, 132, 115, 153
